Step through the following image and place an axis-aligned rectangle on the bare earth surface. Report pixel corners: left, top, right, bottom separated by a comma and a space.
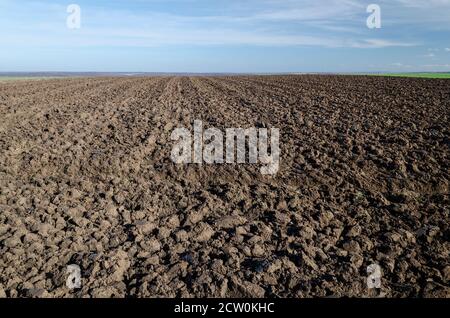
0, 76, 449, 298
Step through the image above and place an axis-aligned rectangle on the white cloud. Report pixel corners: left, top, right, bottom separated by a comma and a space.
352, 39, 416, 48
390, 62, 412, 68
423, 64, 450, 68
394, 0, 450, 8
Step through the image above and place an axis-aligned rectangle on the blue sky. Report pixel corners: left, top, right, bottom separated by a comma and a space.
0, 0, 449, 73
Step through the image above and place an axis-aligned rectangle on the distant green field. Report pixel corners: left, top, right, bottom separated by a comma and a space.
0, 76, 57, 82
373, 73, 450, 79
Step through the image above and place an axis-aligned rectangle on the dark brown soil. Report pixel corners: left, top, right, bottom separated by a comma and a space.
0, 75, 449, 298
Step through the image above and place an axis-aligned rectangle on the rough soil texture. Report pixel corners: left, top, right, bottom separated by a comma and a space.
0, 76, 449, 298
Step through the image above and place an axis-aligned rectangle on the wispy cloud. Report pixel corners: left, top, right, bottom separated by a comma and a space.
352, 39, 416, 48
394, 0, 450, 8
423, 64, 450, 68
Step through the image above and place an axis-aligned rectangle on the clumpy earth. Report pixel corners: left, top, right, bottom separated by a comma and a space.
0, 75, 448, 298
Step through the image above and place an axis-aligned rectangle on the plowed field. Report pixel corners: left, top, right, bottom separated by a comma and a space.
0, 76, 448, 297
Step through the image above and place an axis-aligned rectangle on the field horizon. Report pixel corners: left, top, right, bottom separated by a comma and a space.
1, 72, 450, 81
